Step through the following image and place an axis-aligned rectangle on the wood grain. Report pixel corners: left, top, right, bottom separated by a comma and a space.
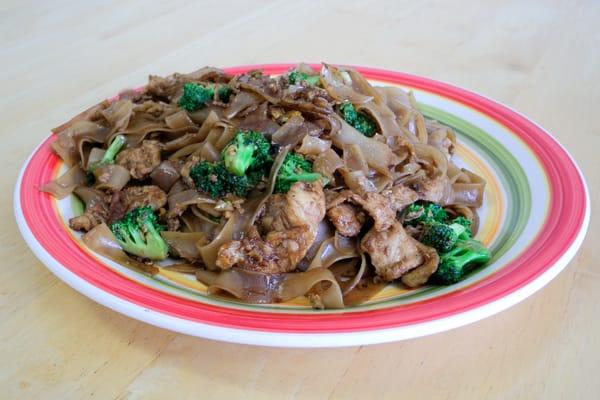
1, 1, 597, 399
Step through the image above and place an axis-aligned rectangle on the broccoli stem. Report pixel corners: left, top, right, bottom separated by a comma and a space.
89, 134, 126, 172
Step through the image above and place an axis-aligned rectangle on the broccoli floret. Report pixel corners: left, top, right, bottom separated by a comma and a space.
288, 70, 321, 86
217, 85, 233, 102
178, 82, 214, 112
89, 135, 126, 172
431, 239, 491, 285
339, 101, 377, 137
420, 221, 469, 253
452, 216, 473, 234
221, 130, 272, 176
189, 161, 255, 198
110, 206, 169, 260
404, 202, 448, 226
274, 152, 322, 193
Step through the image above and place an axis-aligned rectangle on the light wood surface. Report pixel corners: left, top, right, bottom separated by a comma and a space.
1, 1, 598, 399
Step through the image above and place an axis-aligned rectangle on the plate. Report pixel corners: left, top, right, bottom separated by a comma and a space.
14, 64, 590, 347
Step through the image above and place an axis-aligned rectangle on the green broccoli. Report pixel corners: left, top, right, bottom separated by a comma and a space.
221, 130, 272, 176
404, 202, 448, 226
110, 206, 169, 260
339, 101, 377, 137
431, 239, 491, 285
452, 216, 472, 232
420, 221, 470, 253
189, 161, 256, 198
217, 85, 233, 102
274, 152, 323, 193
288, 70, 321, 86
178, 82, 214, 111
89, 135, 126, 172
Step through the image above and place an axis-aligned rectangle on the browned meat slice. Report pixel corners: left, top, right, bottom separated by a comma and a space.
327, 203, 365, 237
116, 140, 161, 180
361, 221, 434, 282
69, 198, 109, 232
412, 175, 450, 204
326, 190, 395, 232
180, 155, 199, 188
400, 244, 439, 288
121, 185, 167, 212
217, 182, 326, 273
381, 185, 419, 212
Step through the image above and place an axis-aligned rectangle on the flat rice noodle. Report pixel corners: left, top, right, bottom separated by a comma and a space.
40, 165, 86, 199
193, 202, 221, 218
343, 144, 369, 174
306, 233, 358, 270
238, 102, 280, 136
198, 211, 248, 270
332, 116, 399, 176
313, 149, 344, 179
94, 164, 131, 191
168, 142, 203, 162
188, 106, 224, 124
295, 62, 318, 75
359, 101, 403, 138
400, 242, 439, 288
372, 174, 393, 192
449, 183, 484, 207
196, 110, 220, 139
197, 141, 221, 162
161, 231, 208, 261
180, 210, 217, 235
212, 125, 237, 150
73, 186, 104, 207
190, 205, 221, 223
414, 112, 428, 144
160, 263, 201, 274
83, 223, 158, 275
150, 160, 180, 191
271, 113, 306, 147
180, 66, 231, 83
248, 146, 289, 226
347, 68, 383, 103
448, 168, 485, 207
224, 91, 262, 119
86, 147, 105, 170
162, 133, 200, 152
168, 189, 216, 212
427, 127, 455, 158
375, 86, 412, 109
52, 121, 109, 166
101, 99, 134, 134
297, 135, 331, 156
198, 267, 344, 308
297, 221, 334, 272
340, 169, 377, 196
239, 111, 281, 136
165, 110, 195, 130
168, 180, 187, 195
52, 100, 110, 135
330, 252, 367, 295
320, 64, 373, 104
414, 142, 448, 177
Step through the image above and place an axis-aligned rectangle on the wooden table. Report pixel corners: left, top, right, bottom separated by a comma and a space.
1, 1, 597, 398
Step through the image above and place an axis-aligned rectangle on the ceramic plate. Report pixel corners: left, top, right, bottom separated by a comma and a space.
14, 64, 590, 347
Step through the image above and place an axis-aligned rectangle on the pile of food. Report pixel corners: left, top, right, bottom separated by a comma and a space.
42, 63, 489, 309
